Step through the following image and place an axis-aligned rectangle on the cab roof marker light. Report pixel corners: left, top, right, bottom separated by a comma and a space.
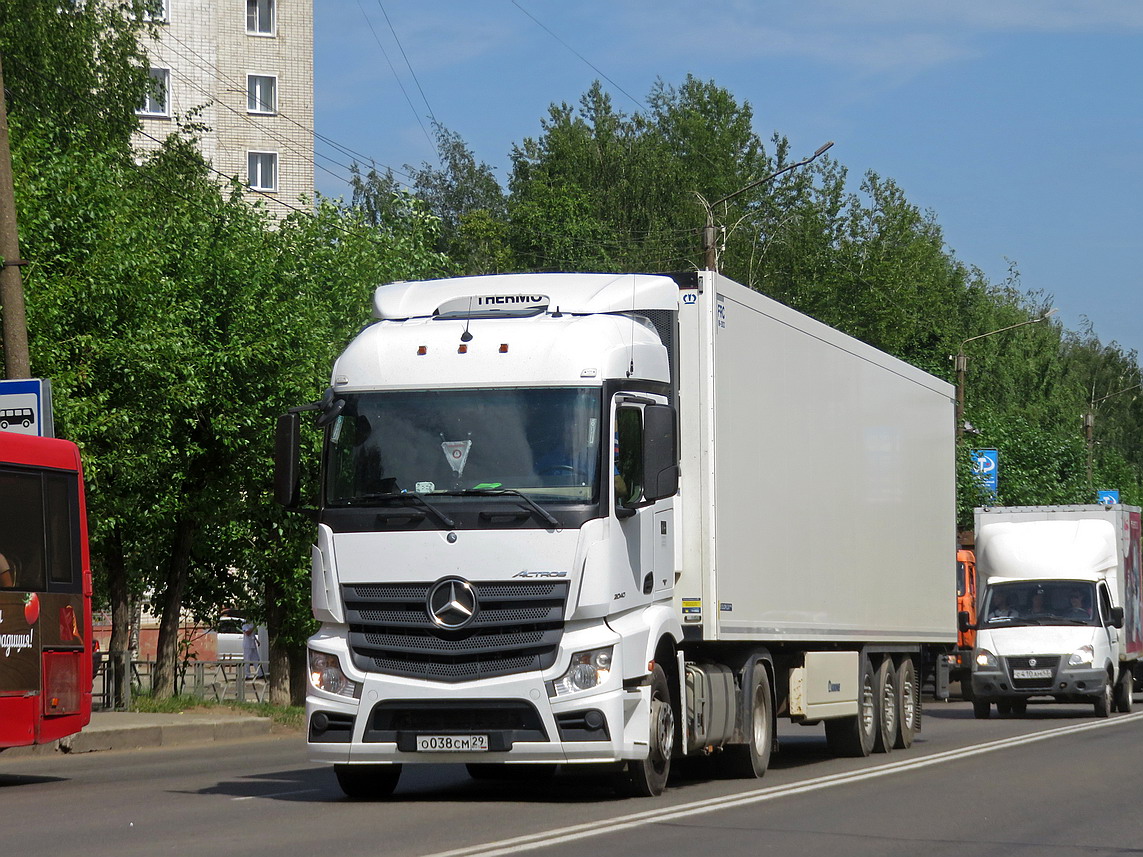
417, 346, 427, 355
458, 344, 468, 354
499, 344, 509, 353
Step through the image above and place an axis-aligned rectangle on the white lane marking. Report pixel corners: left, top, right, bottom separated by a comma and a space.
421, 711, 1143, 857
232, 788, 321, 801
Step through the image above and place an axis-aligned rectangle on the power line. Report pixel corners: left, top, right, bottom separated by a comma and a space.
377, 1, 437, 125
355, 0, 435, 152
511, 0, 645, 112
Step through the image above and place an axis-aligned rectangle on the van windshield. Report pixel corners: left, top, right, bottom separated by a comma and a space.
324, 387, 602, 505
982, 581, 1099, 627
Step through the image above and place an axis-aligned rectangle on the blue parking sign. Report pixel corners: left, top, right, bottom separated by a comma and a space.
1097, 489, 1120, 505
971, 448, 999, 494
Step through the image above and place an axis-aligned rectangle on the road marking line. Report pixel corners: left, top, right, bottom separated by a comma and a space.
420, 711, 1143, 857
232, 788, 321, 801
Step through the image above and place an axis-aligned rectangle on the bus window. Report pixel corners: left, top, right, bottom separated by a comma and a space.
0, 468, 47, 590
45, 472, 80, 587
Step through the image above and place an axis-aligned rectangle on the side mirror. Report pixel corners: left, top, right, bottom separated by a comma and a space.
274, 412, 301, 508
957, 610, 974, 633
642, 404, 679, 502
1110, 606, 1125, 629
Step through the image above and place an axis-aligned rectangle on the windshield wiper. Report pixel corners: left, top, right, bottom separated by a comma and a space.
345, 492, 457, 529
437, 489, 560, 529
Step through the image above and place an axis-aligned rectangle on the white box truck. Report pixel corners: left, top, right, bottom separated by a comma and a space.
968, 505, 1143, 718
275, 271, 957, 798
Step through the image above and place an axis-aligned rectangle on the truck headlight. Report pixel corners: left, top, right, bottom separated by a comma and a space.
308, 649, 357, 698
1068, 645, 1095, 667
974, 649, 999, 670
551, 647, 613, 697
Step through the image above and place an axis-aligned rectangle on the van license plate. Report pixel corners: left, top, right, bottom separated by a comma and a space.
1013, 669, 1052, 679
415, 735, 489, 752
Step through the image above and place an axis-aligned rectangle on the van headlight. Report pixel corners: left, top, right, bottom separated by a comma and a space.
1068, 645, 1095, 667
308, 649, 357, 698
551, 647, 613, 697
974, 649, 999, 670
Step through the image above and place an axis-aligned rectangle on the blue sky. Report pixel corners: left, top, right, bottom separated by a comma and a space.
314, 1, 1143, 362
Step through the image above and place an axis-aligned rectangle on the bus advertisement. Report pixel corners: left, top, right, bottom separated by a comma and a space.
0, 432, 92, 750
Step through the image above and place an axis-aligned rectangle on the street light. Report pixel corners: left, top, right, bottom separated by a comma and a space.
701, 141, 834, 271
1085, 382, 1143, 493
954, 308, 1058, 442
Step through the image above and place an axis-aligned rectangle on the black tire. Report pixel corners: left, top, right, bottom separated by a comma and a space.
997, 700, 1013, 716
873, 657, 896, 754
466, 763, 557, 781
334, 763, 402, 800
618, 664, 674, 797
1095, 677, 1114, 718
718, 662, 773, 779
972, 699, 991, 719
893, 657, 919, 750
1114, 668, 1134, 713
825, 655, 876, 757
1009, 699, 1027, 716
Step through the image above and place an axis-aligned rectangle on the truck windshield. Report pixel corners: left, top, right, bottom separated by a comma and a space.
324, 387, 602, 505
982, 581, 1099, 627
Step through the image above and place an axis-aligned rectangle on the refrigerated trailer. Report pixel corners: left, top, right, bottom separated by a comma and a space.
276, 270, 957, 798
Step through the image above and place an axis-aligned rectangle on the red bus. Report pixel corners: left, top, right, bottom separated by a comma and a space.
0, 432, 92, 750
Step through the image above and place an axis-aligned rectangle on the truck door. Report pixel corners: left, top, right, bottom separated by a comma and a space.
612, 397, 676, 605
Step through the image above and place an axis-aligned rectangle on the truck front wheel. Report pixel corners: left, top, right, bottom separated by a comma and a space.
1114, 668, 1134, 713
619, 664, 674, 797
1095, 677, 1114, 718
334, 763, 402, 800
972, 699, 991, 719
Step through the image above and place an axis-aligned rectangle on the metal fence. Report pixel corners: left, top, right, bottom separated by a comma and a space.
93, 653, 270, 710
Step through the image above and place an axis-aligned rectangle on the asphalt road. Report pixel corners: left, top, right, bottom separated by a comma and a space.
2, 700, 1142, 857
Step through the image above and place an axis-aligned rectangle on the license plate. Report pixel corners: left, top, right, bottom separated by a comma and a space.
415, 734, 489, 752
1013, 668, 1052, 679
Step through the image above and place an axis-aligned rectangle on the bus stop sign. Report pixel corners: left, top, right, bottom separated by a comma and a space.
0, 378, 53, 437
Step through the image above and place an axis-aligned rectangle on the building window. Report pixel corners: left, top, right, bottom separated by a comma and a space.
247, 74, 277, 114
247, 151, 278, 191
247, 0, 274, 35
137, 67, 170, 117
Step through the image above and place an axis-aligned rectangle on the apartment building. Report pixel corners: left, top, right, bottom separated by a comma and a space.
135, 0, 314, 220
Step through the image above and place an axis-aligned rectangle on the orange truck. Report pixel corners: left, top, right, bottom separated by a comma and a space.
948, 549, 977, 690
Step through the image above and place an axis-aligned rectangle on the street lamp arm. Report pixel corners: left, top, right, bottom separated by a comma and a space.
959, 308, 1058, 349
709, 141, 834, 210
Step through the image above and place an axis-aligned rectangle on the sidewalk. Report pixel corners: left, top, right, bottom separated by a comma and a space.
4, 710, 274, 757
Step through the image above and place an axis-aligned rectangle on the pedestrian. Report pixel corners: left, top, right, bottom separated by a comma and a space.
242, 622, 264, 680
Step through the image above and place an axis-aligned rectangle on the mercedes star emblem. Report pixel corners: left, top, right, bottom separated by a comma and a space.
427, 577, 478, 630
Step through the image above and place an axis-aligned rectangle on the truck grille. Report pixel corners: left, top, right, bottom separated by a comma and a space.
343, 581, 569, 682
1005, 655, 1061, 690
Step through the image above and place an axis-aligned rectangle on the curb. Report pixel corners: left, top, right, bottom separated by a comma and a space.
3, 714, 273, 757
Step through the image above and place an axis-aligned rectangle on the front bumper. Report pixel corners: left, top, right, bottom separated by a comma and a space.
971, 662, 1107, 702
306, 624, 657, 767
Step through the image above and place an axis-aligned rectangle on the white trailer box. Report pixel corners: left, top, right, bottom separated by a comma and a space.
971, 505, 1143, 718
278, 270, 957, 799
677, 275, 955, 646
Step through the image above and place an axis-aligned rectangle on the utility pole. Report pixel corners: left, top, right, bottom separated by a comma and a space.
0, 53, 31, 379
701, 141, 834, 271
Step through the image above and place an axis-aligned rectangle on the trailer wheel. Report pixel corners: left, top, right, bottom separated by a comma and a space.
972, 699, 991, 719
893, 657, 919, 750
1114, 668, 1134, 713
825, 655, 876, 757
873, 657, 896, 754
618, 664, 674, 797
334, 763, 402, 800
1095, 676, 1114, 718
718, 663, 773, 779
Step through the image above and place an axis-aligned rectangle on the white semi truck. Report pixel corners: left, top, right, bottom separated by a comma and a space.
968, 505, 1143, 718
275, 271, 956, 798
